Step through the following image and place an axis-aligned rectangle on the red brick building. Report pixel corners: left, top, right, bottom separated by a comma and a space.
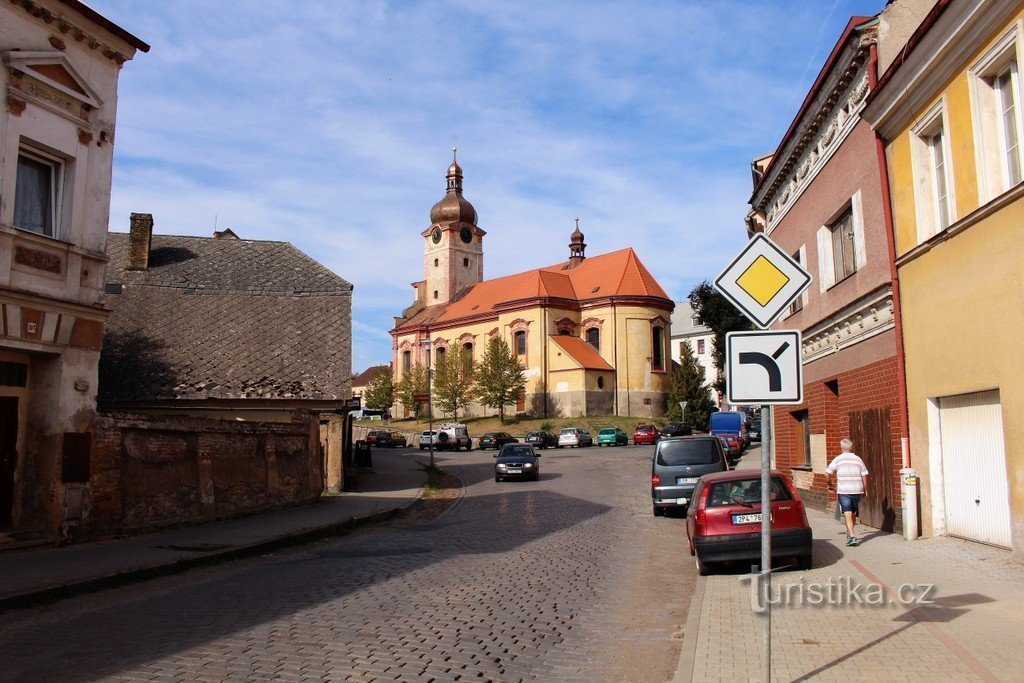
745, 17, 906, 531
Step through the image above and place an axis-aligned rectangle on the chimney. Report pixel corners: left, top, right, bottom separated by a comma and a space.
127, 213, 153, 270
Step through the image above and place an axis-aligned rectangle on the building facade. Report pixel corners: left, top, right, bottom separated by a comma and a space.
747, 17, 905, 529
391, 156, 674, 418
864, 0, 1024, 556
0, 1, 146, 539
669, 301, 719, 406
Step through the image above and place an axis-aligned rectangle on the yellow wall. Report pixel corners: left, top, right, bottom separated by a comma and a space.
883, 7, 1024, 555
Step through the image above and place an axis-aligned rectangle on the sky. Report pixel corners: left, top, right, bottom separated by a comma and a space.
89, 0, 884, 373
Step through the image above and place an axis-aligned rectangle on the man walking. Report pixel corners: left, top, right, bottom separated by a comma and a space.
826, 438, 868, 546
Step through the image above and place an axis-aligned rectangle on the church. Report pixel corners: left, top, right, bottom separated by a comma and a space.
391, 153, 674, 418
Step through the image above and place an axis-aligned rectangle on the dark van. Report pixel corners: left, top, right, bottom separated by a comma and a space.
651, 436, 729, 516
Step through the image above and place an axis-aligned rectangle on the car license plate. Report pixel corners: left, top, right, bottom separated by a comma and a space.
732, 513, 772, 524
506, 469, 522, 474
676, 477, 698, 485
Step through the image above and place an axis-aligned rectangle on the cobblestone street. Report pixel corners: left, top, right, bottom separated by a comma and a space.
0, 445, 694, 682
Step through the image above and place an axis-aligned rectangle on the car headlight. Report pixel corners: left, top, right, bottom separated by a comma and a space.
497, 464, 507, 469
524, 463, 534, 468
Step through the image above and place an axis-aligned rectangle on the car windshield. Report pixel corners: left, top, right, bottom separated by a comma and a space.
499, 445, 534, 457
706, 477, 791, 506
599, 429, 616, 435
636, 426, 654, 432
559, 429, 576, 435
527, 432, 541, 438
657, 440, 720, 466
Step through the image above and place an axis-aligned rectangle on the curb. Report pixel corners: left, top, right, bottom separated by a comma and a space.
0, 490, 430, 615
673, 573, 706, 683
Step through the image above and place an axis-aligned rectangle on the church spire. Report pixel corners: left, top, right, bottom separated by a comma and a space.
568, 217, 586, 268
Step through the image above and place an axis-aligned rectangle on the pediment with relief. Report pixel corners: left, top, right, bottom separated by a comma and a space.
4, 51, 102, 120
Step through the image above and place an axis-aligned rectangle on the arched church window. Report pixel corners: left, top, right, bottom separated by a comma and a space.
586, 327, 600, 351
652, 326, 665, 371
514, 330, 527, 356
402, 350, 411, 376
436, 346, 446, 366
463, 343, 474, 375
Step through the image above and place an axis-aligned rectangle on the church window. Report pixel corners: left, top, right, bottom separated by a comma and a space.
434, 258, 439, 267
597, 376, 605, 390
464, 258, 469, 267
436, 346, 446, 366
514, 330, 527, 356
462, 343, 474, 375
433, 290, 439, 300
585, 327, 600, 351
652, 326, 665, 371
558, 329, 571, 336
402, 350, 411, 376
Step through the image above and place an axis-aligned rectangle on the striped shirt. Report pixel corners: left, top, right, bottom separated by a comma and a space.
827, 452, 868, 495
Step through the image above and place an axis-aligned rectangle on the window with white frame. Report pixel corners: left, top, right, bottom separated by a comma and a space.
816, 193, 865, 291
14, 147, 63, 238
911, 104, 954, 241
789, 249, 805, 314
971, 29, 1024, 200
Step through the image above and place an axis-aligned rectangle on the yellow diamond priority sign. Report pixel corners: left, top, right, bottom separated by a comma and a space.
714, 234, 812, 329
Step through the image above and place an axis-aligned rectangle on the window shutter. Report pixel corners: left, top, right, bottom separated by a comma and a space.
816, 226, 834, 291
851, 190, 867, 269
799, 244, 810, 305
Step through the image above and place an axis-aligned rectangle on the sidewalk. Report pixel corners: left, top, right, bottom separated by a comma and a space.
675, 456, 1024, 681
0, 450, 428, 613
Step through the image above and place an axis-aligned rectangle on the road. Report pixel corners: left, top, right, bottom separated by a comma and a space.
0, 444, 695, 682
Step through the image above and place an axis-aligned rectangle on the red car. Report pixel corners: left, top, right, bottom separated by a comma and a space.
685, 470, 812, 576
633, 424, 660, 445
365, 431, 382, 445
717, 434, 742, 461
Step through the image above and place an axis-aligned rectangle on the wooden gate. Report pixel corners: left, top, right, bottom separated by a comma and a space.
848, 407, 895, 531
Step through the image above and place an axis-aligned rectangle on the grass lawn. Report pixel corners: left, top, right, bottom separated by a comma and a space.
355, 413, 672, 438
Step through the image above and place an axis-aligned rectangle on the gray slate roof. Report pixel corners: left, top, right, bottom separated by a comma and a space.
100, 233, 352, 404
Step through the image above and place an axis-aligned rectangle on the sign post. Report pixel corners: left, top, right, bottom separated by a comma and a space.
714, 233, 812, 683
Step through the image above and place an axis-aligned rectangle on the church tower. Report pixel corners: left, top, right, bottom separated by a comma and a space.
422, 149, 485, 305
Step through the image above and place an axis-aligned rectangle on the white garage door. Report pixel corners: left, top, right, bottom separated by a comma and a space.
939, 390, 1012, 548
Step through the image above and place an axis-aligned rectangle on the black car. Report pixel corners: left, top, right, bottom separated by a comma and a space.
374, 432, 407, 448
494, 443, 540, 482
479, 432, 518, 450
749, 419, 762, 442
662, 422, 693, 437
525, 431, 558, 449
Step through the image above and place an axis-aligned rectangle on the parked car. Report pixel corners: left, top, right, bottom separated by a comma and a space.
479, 432, 518, 450
596, 427, 629, 446
633, 424, 660, 446
525, 431, 559, 449
749, 419, 762, 442
419, 430, 438, 450
661, 422, 693, 437
435, 422, 472, 451
685, 470, 812, 576
493, 443, 541, 482
365, 430, 383, 445
375, 432, 407, 448
558, 427, 593, 448
709, 411, 745, 449
651, 436, 728, 516
717, 434, 742, 461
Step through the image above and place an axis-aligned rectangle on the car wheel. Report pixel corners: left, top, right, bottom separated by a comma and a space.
532, 473, 540, 481
696, 554, 712, 576
495, 475, 501, 482
652, 505, 664, 517
797, 554, 813, 571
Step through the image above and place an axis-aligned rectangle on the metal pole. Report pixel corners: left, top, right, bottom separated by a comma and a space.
761, 404, 773, 682
426, 329, 434, 470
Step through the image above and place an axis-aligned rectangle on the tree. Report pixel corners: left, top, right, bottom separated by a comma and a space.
666, 342, 716, 430
473, 337, 526, 423
433, 347, 473, 420
688, 280, 754, 396
362, 367, 394, 411
395, 363, 429, 416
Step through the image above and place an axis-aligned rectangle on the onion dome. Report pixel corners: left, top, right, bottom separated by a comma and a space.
569, 218, 586, 258
429, 147, 478, 225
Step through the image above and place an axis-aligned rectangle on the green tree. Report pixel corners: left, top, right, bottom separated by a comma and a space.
395, 362, 429, 416
362, 367, 394, 411
473, 337, 526, 423
433, 347, 473, 420
666, 342, 716, 430
688, 280, 754, 396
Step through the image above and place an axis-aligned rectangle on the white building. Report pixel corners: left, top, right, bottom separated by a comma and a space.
669, 301, 719, 406
0, 0, 146, 539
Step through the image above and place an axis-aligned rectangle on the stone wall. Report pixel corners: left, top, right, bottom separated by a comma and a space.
82, 411, 323, 539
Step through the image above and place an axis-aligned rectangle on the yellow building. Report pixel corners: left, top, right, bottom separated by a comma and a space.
391, 154, 674, 418
864, 0, 1024, 556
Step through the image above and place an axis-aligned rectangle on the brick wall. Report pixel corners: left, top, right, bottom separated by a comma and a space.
772, 355, 903, 528
82, 411, 323, 538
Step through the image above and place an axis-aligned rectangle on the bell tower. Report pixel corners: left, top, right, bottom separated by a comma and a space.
422, 148, 485, 305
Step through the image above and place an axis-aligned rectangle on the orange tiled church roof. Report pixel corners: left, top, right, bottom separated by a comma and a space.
396, 248, 669, 332
550, 335, 615, 371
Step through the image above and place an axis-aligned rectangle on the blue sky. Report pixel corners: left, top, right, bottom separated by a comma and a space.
90, 0, 883, 372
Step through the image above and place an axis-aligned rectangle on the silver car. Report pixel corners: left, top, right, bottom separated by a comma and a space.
558, 427, 593, 448
418, 430, 437, 450
651, 436, 729, 516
